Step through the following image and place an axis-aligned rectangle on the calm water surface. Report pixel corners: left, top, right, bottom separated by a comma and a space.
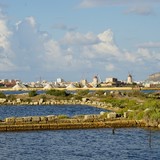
0, 105, 106, 119
0, 128, 159, 160
0, 105, 159, 160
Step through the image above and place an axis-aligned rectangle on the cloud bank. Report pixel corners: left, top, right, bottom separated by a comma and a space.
0, 10, 159, 81
78, 0, 159, 15
0, 9, 15, 71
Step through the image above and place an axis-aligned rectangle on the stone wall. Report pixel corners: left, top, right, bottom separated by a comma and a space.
0, 117, 145, 132
0, 98, 115, 111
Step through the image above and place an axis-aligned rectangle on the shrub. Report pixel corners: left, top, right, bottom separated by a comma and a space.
7, 95, 16, 101
144, 108, 160, 122
46, 89, 69, 97
128, 111, 137, 119
40, 95, 47, 101
127, 91, 146, 98
94, 90, 105, 96
76, 89, 89, 96
74, 95, 83, 100
28, 90, 38, 97
0, 92, 6, 98
100, 112, 108, 118
150, 112, 160, 121
136, 111, 144, 120
57, 115, 69, 119
25, 98, 32, 103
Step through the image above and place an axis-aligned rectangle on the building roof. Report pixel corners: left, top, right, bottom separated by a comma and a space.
12, 83, 27, 90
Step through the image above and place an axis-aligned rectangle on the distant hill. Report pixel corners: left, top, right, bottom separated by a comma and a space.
148, 72, 160, 81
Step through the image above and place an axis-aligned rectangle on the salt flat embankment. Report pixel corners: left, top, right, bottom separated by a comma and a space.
0, 117, 145, 132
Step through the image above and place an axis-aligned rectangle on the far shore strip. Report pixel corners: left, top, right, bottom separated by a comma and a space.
0, 87, 157, 91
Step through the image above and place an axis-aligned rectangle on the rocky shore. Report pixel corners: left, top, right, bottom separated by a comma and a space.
0, 97, 116, 111
0, 91, 160, 131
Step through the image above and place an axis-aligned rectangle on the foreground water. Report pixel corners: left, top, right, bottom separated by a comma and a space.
0, 128, 159, 160
0, 105, 159, 159
0, 105, 106, 120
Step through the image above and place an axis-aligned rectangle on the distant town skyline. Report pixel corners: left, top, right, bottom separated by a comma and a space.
0, 0, 160, 82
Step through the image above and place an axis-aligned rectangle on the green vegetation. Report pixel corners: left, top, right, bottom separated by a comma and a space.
127, 90, 146, 98
28, 90, 38, 97
46, 89, 70, 97
7, 95, 16, 101
0, 89, 159, 126
99, 90, 160, 124
74, 95, 83, 101
25, 98, 32, 103
76, 89, 89, 96
0, 92, 6, 98
94, 90, 105, 96
143, 106, 159, 122
40, 95, 47, 102
103, 97, 137, 109
73, 89, 90, 100
57, 115, 69, 119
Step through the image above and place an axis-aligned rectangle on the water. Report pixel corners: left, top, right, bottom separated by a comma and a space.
0, 105, 159, 159
2, 90, 45, 95
0, 128, 159, 160
0, 105, 106, 120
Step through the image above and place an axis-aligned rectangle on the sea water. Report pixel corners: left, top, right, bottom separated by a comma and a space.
0, 105, 107, 120
0, 128, 159, 160
0, 105, 159, 160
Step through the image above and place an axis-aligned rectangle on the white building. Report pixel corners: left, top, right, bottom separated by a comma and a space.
81, 79, 88, 86
57, 78, 64, 83
106, 77, 117, 83
127, 74, 133, 84
92, 76, 98, 87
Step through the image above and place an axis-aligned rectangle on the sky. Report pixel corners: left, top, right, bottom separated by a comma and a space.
0, 0, 160, 82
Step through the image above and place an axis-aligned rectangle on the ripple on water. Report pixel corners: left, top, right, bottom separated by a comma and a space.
0, 128, 160, 160
0, 104, 107, 119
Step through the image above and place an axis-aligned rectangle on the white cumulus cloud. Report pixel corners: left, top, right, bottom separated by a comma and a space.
138, 41, 160, 48
0, 8, 160, 81
105, 63, 115, 71
61, 31, 99, 46
93, 29, 120, 57
0, 10, 16, 71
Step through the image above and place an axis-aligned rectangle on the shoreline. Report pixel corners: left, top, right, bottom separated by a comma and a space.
0, 98, 119, 113
0, 87, 159, 91
0, 88, 160, 131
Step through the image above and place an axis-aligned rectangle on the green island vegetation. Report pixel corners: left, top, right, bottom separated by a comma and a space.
46, 89, 70, 97
28, 90, 38, 97
0, 89, 160, 127
0, 92, 6, 98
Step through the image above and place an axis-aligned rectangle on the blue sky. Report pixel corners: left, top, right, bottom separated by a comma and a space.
0, 0, 160, 82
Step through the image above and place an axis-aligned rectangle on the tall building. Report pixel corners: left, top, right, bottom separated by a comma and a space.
81, 79, 88, 86
127, 74, 133, 84
57, 78, 64, 83
92, 76, 98, 87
